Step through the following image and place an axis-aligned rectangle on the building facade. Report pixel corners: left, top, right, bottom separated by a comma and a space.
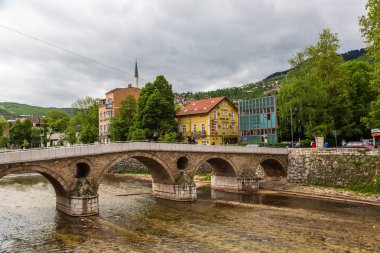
98, 85, 141, 143
99, 61, 141, 143
239, 96, 277, 144
176, 97, 238, 145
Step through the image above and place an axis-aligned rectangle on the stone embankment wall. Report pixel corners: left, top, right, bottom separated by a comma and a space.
288, 149, 380, 185
110, 158, 148, 173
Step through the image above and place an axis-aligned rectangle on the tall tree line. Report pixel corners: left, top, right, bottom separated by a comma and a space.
278, 28, 375, 143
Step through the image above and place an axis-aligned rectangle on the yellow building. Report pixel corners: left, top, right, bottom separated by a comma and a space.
176, 97, 238, 145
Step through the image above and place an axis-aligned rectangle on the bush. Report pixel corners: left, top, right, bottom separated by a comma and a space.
164, 132, 178, 142
114, 165, 126, 174
129, 128, 146, 141
300, 139, 311, 148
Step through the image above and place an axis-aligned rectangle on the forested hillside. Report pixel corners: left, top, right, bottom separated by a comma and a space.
176, 48, 368, 101
0, 102, 72, 117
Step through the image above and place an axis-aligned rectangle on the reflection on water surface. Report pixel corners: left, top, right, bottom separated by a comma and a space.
0, 173, 379, 252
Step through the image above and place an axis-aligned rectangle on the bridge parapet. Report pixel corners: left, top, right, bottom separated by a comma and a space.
0, 142, 288, 165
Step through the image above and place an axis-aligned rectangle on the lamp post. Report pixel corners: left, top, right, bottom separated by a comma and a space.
290, 108, 294, 148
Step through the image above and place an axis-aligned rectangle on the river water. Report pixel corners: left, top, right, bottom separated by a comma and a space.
0, 173, 379, 253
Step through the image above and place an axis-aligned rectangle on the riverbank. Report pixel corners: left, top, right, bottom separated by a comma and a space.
111, 173, 380, 205
260, 179, 380, 206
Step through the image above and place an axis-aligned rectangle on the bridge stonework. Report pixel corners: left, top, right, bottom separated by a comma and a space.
0, 143, 288, 216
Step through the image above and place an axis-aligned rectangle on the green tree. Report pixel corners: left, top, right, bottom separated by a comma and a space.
21, 139, 30, 149
360, 0, 380, 128
40, 118, 49, 147
278, 29, 352, 140
46, 109, 70, 134
39, 109, 70, 146
9, 119, 32, 147
132, 75, 176, 139
0, 118, 8, 148
343, 61, 375, 138
30, 128, 42, 148
70, 97, 100, 144
109, 95, 137, 141
129, 128, 146, 141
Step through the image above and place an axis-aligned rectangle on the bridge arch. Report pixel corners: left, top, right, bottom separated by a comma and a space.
257, 158, 287, 178
71, 158, 95, 179
97, 152, 175, 187
0, 165, 69, 197
193, 155, 238, 177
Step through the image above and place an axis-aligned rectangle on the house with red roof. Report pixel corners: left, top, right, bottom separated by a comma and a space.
176, 96, 238, 145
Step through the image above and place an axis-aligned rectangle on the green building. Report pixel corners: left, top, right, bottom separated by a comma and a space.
239, 96, 277, 144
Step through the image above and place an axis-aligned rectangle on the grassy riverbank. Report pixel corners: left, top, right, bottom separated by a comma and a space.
313, 182, 380, 195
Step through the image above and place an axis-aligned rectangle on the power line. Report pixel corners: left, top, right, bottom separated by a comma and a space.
0, 24, 150, 83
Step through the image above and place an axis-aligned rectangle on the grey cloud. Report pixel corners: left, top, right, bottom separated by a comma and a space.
0, 0, 366, 107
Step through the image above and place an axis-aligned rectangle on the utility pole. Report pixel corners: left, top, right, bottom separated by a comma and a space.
290, 108, 294, 148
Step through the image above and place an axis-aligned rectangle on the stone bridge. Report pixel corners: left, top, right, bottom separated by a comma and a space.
0, 142, 288, 216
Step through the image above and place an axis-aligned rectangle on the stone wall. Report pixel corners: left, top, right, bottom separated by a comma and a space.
288, 148, 380, 185
109, 158, 148, 173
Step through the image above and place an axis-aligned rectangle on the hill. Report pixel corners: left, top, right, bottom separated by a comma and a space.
0, 107, 13, 119
176, 48, 369, 103
263, 48, 368, 83
0, 102, 72, 117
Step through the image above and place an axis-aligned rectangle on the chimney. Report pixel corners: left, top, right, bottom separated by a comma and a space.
128, 83, 132, 88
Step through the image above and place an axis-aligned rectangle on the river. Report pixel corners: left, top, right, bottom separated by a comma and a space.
0, 173, 379, 252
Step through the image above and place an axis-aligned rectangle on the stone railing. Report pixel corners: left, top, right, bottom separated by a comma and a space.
0, 142, 288, 165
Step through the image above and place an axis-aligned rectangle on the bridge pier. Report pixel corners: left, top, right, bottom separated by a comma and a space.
55, 178, 99, 216
152, 171, 197, 201
211, 175, 260, 193
152, 183, 197, 201
56, 195, 99, 216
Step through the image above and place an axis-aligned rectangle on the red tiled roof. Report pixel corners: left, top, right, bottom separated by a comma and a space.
176, 97, 225, 116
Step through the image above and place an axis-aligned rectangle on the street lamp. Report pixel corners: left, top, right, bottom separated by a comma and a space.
290, 108, 294, 148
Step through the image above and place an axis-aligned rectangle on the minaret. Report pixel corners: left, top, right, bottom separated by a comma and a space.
134, 59, 139, 88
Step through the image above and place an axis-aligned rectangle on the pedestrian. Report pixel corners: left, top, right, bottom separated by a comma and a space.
341, 139, 346, 146
311, 140, 316, 148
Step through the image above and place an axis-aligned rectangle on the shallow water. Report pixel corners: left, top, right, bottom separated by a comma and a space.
0, 173, 379, 252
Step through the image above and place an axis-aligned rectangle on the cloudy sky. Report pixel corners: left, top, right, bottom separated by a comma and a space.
0, 0, 367, 107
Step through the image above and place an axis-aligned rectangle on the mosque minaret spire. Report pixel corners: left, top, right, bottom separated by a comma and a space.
134, 59, 139, 88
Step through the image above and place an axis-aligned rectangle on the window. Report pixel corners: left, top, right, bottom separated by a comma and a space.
222, 110, 228, 117
193, 124, 197, 132
201, 123, 206, 135
231, 111, 234, 121
213, 110, 217, 119
182, 124, 186, 133
231, 124, 235, 133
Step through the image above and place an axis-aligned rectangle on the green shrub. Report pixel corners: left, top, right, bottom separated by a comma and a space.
127, 167, 149, 174
164, 132, 177, 142
129, 128, 146, 141
300, 139, 311, 148
114, 165, 126, 174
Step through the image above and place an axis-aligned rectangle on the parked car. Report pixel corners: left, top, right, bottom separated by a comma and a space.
344, 142, 374, 149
